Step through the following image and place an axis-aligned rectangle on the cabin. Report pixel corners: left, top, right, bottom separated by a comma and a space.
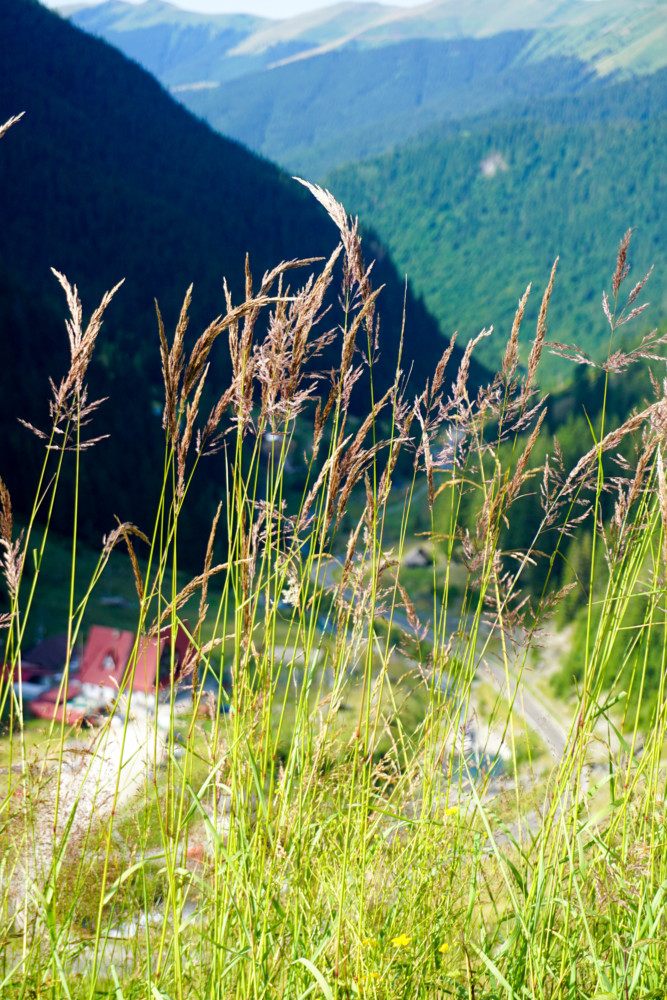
28, 624, 190, 724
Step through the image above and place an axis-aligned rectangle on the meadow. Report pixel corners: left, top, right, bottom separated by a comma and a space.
2, 110, 667, 999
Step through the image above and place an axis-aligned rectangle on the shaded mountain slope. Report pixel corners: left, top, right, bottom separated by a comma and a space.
0, 0, 480, 554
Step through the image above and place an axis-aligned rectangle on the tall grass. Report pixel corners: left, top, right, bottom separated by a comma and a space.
2, 111, 667, 999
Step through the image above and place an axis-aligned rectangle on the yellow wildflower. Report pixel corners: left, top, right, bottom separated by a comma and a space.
391, 933, 411, 948
362, 937, 377, 946
438, 942, 449, 954
445, 806, 459, 816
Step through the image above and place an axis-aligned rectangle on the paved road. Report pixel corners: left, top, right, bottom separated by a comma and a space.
309, 555, 572, 765
481, 658, 569, 761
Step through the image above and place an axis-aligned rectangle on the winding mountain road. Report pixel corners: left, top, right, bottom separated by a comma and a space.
310, 555, 572, 765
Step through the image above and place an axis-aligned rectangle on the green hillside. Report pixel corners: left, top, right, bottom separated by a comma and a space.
0, 0, 480, 559
181, 35, 593, 178
69, 0, 667, 177
327, 86, 667, 378
69, 0, 292, 85
71, 0, 667, 77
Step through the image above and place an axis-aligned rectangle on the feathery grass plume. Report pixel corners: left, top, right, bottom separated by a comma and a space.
453, 327, 491, 407
431, 336, 458, 402
107, 518, 149, 603
502, 284, 531, 383
377, 423, 410, 507
295, 179, 375, 319
0, 477, 24, 608
0, 475, 12, 546
255, 248, 341, 427
284, 254, 338, 385
409, 336, 464, 511
602, 327, 667, 375
607, 434, 655, 560
19, 273, 122, 451
0, 112, 24, 139
505, 407, 547, 508
159, 264, 313, 459
0, 541, 23, 614
298, 432, 352, 530
524, 258, 558, 397
177, 362, 209, 499
231, 261, 324, 433
546, 338, 595, 367
567, 392, 667, 490
154, 258, 339, 534
329, 385, 395, 525
157, 284, 192, 443
612, 228, 633, 299
624, 265, 655, 311
339, 285, 383, 379
51, 269, 124, 406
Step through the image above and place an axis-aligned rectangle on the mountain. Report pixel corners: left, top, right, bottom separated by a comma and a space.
0, 0, 481, 557
326, 74, 667, 378
178, 34, 593, 178
68, 0, 667, 177
70, 0, 667, 81
67, 0, 277, 84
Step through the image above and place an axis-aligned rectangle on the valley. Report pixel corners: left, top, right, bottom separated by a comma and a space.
2, 0, 667, 995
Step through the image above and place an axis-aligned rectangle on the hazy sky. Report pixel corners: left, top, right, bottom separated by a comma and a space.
46, 0, 428, 19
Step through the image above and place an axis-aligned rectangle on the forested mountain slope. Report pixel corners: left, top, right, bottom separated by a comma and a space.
69, 0, 667, 177
327, 77, 667, 378
178, 34, 592, 177
71, 0, 667, 81
0, 0, 478, 555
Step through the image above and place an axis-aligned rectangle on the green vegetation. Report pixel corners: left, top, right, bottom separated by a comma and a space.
3, 4, 667, 994
69, 1, 269, 85
66, 0, 667, 399
70, 0, 667, 178
0, 0, 484, 562
178, 37, 591, 178
71, 0, 667, 90
3, 101, 667, 995
328, 104, 667, 379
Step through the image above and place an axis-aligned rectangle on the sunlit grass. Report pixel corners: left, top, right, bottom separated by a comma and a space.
2, 114, 667, 997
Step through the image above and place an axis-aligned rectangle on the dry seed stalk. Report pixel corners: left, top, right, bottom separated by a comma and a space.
567, 398, 667, 488
0, 475, 12, 544
112, 518, 148, 603
0, 112, 25, 139
524, 258, 558, 397
52, 269, 124, 402
502, 284, 531, 383
613, 228, 633, 299
453, 327, 491, 405
19, 273, 123, 451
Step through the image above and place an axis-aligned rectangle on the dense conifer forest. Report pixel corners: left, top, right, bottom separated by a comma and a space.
0, 0, 484, 558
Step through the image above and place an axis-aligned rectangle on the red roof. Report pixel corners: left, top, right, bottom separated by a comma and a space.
28, 623, 191, 723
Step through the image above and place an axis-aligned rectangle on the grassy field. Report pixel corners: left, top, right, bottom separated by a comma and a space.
3, 110, 667, 997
